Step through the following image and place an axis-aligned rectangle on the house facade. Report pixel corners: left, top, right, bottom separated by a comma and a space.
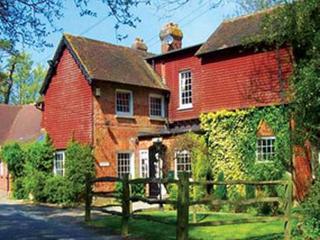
40, 11, 313, 198
0, 104, 42, 194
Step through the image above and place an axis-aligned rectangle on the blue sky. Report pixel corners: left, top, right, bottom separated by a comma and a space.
28, 1, 237, 66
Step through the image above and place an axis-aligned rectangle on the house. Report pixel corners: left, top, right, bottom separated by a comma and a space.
0, 104, 42, 194
40, 10, 313, 198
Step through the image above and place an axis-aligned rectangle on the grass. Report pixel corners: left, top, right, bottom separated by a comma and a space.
89, 210, 288, 240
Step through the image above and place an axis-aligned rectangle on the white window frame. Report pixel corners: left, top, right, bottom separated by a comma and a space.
117, 151, 135, 178
54, 151, 65, 176
149, 94, 165, 118
139, 149, 149, 178
174, 150, 192, 179
179, 70, 193, 110
115, 89, 133, 117
0, 161, 3, 176
256, 136, 276, 162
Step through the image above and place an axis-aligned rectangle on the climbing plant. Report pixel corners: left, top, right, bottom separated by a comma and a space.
200, 106, 291, 198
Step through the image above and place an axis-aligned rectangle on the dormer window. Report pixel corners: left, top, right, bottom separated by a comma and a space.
179, 70, 192, 109
116, 89, 133, 116
149, 94, 165, 118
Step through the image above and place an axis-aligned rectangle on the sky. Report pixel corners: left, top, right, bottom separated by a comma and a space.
27, 1, 238, 66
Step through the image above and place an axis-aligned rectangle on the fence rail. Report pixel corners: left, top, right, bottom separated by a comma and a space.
85, 173, 293, 240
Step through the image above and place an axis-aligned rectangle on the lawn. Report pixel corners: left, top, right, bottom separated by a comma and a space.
89, 211, 288, 240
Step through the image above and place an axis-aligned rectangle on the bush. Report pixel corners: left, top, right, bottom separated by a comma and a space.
215, 172, 227, 200
23, 169, 47, 202
25, 136, 54, 172
12, 177, 27, 199
44, 175, 73, 205
115, 182, 145, 202
65, 141, 95, 202
299, 179, 320, 239
1, 143, 25, 178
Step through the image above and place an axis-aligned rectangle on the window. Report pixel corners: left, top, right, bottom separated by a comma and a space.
149, 94, 164, 118
175, 150, 192, 177
179, 70, 192, 109
54, 151, 65, 176
139, 150, 149, 178
116, 90, 133, 116
117, 152, 134, 178
0, 161, 3, 176
256, 137, 276, 162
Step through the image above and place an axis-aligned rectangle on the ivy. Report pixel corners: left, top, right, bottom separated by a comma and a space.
200, 106, 290, 198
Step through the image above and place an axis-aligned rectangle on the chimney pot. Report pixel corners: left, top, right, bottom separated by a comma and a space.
159, 22, 183, 54
131, 37, 148, 51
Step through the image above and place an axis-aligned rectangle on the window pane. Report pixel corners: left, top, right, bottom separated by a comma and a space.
54, 151, 65, 176
256, 137, 275, 161
116, 91, 131, 113
150, 96, 163, 117
176, 151, 192, 176
118, 153, 131, 178
180, 71, 192, 107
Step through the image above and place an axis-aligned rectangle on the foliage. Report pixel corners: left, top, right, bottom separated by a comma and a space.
169, 132, 210, 199
0, 143, 25, 178
0, 52, 46, 104
12, 177, 27, 199
215, 172, 227, 200
22, 169, 47, 202
44, 175, 73, 205
64, 140, 95, 202
115, 182, 145, 202
200, 106, 290, 189
25, 135, 54, 172
299, 179, 320, 239
234, 0, 284, 16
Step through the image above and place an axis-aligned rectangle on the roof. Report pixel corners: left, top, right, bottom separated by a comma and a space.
0, 104, 42, 145
196, 9, 272, 56
40, 34, 168, 94
145, 43, 203, 61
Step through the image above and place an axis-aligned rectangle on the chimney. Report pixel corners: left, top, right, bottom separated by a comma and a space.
159, 22, 183, 54
131, 37, 148, 51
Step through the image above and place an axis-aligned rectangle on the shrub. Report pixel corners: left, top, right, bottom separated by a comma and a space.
44, 175, 73, 205
215, 171, 227, 200
12, 177, 27, 199
23, 169, 47, 202
299, 179, 320, 239
25, 135, 54, 172
65, 141, 95, 202
1, 143, 25, 178
115, 182, 145, 202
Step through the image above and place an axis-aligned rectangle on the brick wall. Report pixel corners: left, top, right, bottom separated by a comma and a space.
92, 81, 166, 191
42, 48, 93, 149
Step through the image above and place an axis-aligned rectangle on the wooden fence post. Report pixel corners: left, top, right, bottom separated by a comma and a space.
85, 176, 92, 222
284, 178, 293, 240
121, 174, 130, 238
177, 172, 190, 240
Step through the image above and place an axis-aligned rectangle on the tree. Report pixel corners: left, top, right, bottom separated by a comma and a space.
234, 0, 285, 15
0, 52, 46, 104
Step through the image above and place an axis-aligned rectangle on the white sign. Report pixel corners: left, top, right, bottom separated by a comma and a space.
99, 162, 110, 167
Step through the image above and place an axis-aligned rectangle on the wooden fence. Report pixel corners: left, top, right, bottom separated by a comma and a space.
85, 173, 293, 240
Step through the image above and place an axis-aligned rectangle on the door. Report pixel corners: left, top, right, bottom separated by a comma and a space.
148, 143, 166, 198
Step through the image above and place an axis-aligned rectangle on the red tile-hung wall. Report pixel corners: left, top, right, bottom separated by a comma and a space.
153, 47, 293, 122
42, 48, 93, 149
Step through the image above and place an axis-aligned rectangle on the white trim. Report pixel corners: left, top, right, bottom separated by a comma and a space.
149, 93, 165, 118
179, 70, 193, 109
116, 151, 135, 178
174, 150, 191, 179
54, 151, 65, 176
115, 89, 133, 116
139, 149, 149, 178
256, 136, 276, 163
0, 161, 3, 176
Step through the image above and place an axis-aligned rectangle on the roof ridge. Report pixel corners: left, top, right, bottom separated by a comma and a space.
222, 5, 280, 24
63, 33, 155, 56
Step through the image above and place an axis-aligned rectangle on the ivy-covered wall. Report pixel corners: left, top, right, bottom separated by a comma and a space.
200, 106, 291, 188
